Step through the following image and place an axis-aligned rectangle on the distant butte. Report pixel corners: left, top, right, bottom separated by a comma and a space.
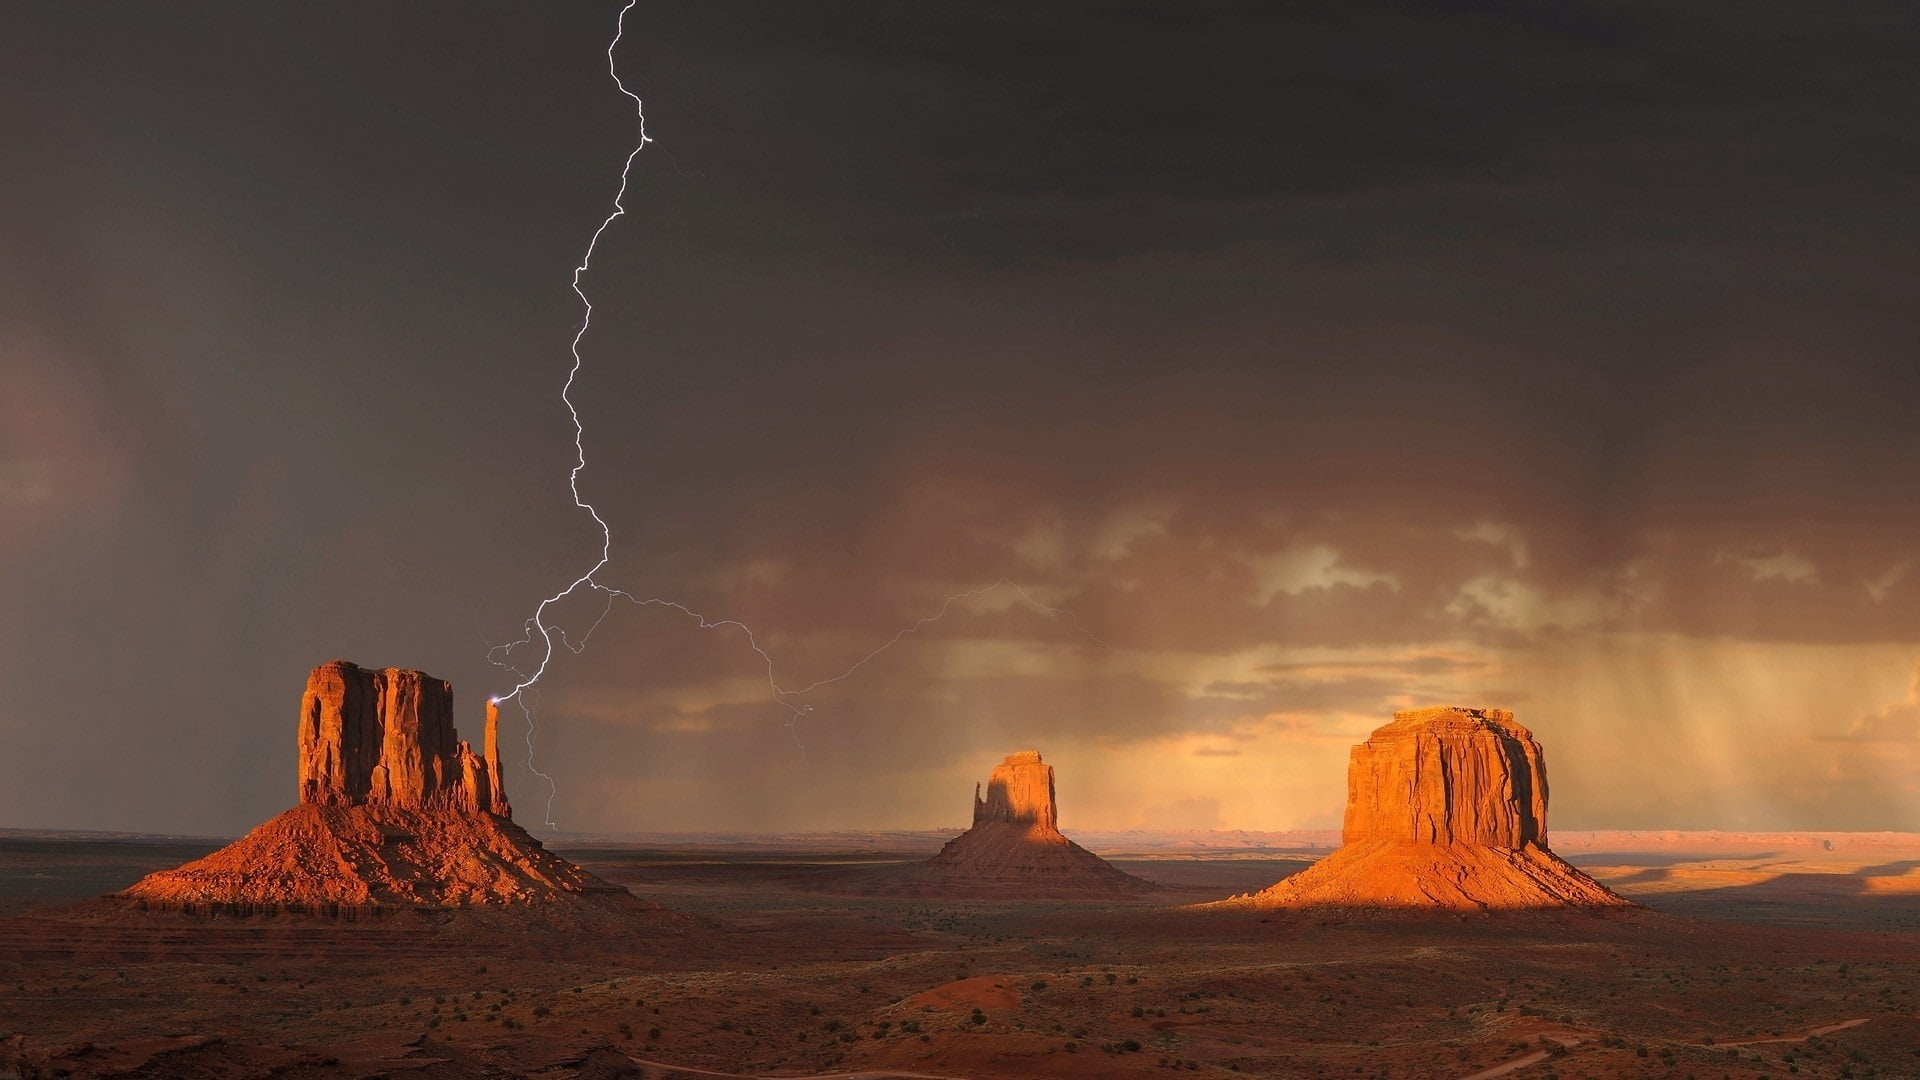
911, 751, 1152, 896
1222, 707, 1626, 911
118, 661, 651, 915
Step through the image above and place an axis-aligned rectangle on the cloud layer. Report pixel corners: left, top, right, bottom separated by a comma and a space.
2, 2, 1918, 833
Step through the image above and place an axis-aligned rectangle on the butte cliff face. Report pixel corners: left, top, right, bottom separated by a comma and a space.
970, 749, 1059, 831
297, 660, 509, 815
918, 751, 1150, 895
120, 661, 638, 914
1341, 706, 1545, 849
1232, 707, 1624, 911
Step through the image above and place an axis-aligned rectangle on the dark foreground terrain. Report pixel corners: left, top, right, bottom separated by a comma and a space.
1, 833, 1917, 1079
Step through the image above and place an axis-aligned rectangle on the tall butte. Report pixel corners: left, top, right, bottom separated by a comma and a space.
120, 661, 640, 913
917, 751, 1150, 895
1225, 707, 1625, 910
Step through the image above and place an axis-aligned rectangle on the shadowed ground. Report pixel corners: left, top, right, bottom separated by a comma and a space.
0, 833, 1917, 1078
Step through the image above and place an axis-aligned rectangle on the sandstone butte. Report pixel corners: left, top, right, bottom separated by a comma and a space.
919, 751, 1151, 893
119, 660, 636, 914
1224, 707, 1627, 911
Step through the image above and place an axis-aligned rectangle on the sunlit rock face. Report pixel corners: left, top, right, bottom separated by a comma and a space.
1229, 708, 1626, 911
1342, 707, 1546, 849
297, 660, 508, 816
970, 749, 1059, 832
922, 751, 1150, 893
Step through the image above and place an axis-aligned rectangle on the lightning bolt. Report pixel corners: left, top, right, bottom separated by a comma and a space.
490, 2, 1101, 830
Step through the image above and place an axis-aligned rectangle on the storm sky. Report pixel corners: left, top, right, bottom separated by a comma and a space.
4, 1, 1920, 836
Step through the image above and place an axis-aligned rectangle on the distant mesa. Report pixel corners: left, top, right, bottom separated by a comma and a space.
913, 751, 1152, 895
1222, 707, 1626, 911
118, 660, 647, 915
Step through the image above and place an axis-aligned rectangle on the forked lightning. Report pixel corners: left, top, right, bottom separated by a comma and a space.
491, 1, 1097, 829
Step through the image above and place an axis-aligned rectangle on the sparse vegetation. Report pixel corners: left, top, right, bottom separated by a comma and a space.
7, 832, 1919, 1078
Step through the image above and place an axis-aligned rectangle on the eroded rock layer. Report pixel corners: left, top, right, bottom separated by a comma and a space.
970, 749, 1059, 830
1343, 706, 1546, 848
298, 660, 508, 815
1232, 707, 1624, 911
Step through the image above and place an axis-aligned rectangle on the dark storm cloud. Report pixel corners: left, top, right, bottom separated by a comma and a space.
629, 1, 1920, 268
3, 2, 1919, 832
631, 1, 1686, 260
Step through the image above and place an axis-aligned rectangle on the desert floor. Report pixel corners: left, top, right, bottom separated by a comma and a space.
1, 833, 1917, 1079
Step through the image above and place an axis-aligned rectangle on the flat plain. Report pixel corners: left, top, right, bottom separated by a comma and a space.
2, 831, 1917, 1079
